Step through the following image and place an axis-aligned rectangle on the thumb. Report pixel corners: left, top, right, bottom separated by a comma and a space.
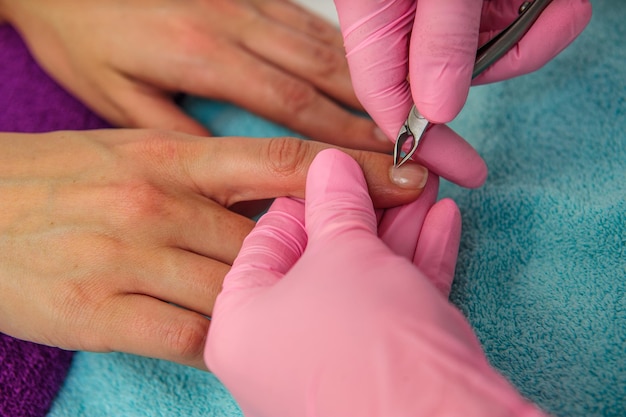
305, 148, 378, 243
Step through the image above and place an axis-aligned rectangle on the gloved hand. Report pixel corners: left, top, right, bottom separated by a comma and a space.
333, 0, 592, 139
205, 148, 549, 417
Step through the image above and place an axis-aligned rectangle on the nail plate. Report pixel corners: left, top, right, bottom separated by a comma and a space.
389, 164, 428, 189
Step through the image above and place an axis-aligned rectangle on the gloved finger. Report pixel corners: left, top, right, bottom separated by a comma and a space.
413, 124, 488, 189
413, 198, 461, 297
410, 0, 483, 123
219, 197, 307, 295
473, 0, 592, 85
378, 175, 439, 259
305, 148, 378, 243
334, 0, 416, 141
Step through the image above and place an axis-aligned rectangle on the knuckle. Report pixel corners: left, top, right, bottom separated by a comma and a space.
57, 277, 112, 351
305, 18, 337, 42
132, 130, 186, 162
112, 180, 171, 223
273, 78, 318, 114
165, 14, 210, 56
309, 45, 343, 78
162, 318, 208, 362
168, 30, 200, 59
264, 137, 312, 178
110, 134, 187, 222
199, 0, 260, 34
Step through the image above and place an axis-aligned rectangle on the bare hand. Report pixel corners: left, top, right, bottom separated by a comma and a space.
0, 0, 390, 150
0, 130, 423, 368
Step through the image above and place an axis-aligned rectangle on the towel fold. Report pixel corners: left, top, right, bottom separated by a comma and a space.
0, 335, 73, 417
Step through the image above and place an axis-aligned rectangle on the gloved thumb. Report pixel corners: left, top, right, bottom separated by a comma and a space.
305, 149, 380, 243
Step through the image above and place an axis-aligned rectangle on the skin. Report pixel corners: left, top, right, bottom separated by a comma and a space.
0, 0, 391, 151
0, 130, 426, 369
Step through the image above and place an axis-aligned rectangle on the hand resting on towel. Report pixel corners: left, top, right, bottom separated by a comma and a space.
0, 124, 489, 370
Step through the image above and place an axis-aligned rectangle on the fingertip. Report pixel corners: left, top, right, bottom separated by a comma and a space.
389, 162, 429, 190
425, 198, 463, 258
414, 198, 462, 297
105, 296, 210, 368
307, 149, 369, 205
432, 198, 462, 231
305, 148, 377, 238
307, 148, 366, 191
413, 81, 471, 124
580, 0, 593, 24
463, 155, 488, 189
546, 0, 592, 40
345, 148, 426, 209
378, 175, 440, 259
415, 124, 488, 188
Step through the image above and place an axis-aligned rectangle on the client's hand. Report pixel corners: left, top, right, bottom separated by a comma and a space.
0, 130, 427, 369
0, 0, 388, 150
206, 149, 548, 416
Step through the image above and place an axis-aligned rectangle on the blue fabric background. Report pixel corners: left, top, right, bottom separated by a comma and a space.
48, 1, 625, 416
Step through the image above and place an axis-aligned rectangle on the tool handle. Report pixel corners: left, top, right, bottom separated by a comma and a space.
473, 0, 554, 78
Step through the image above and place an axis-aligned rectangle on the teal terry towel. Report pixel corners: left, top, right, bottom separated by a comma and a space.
48, 1, 624, 416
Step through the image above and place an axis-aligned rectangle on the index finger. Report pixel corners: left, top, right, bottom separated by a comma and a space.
334, 0, 416, 140
177, 136, 428, 208
410, 0, 483, 123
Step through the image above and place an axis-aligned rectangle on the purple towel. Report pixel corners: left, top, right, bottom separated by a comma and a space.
0, 24, 108, 417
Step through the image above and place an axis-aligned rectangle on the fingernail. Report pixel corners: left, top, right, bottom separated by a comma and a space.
373, 127, 391, 143
389, 164, 429, 189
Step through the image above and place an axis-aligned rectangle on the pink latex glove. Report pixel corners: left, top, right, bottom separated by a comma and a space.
333, 0, 592, 138
205, 148, 549, 417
